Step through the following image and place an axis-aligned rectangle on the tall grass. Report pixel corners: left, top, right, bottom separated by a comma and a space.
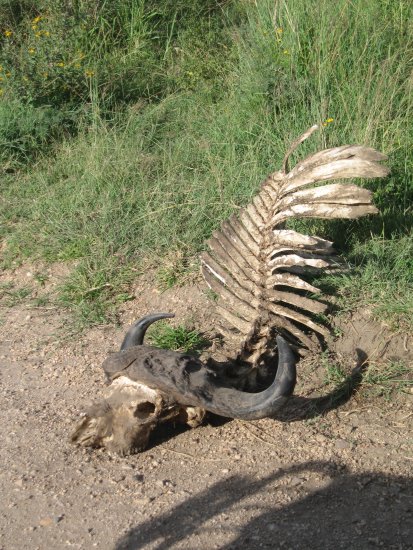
1, 0, 412, 326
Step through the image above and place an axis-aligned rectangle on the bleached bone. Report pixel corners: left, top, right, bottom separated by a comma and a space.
201, 125, 389, 361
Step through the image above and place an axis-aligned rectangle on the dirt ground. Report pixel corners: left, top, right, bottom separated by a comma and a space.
0, 264, 412, 550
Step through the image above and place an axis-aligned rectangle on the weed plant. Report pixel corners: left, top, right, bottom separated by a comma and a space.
147, 321, 209, 354
0, 0, 412, 327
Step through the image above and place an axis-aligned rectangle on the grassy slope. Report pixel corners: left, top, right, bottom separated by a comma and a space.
1, 0, 412, 328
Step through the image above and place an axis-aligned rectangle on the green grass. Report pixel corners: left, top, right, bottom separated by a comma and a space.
155, 252, 199, 291
321, 352, 411, 403
362, 361, 412, 399
0, 0, 412, 328
325, 232, 413, 330
0, 282, 32, 306
147, 321, 209, 354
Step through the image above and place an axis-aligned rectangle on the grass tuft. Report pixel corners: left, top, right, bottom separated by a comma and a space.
321, 232, 413, 330
147, 321, 209, 354
362, 361, 412, 400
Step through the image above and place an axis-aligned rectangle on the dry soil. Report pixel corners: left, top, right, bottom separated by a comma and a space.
0, 263, 412, 550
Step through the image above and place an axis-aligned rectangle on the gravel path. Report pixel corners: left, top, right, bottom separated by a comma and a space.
0, 265, 412, 549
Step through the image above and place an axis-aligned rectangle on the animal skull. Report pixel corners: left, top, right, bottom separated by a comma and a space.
71, 313, 296, 455
71, 374, 206, 455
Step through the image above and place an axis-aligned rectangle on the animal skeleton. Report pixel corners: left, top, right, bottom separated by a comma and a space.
71, 125, 389, 455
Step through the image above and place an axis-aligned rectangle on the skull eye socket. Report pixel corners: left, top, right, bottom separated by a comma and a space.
134, 401, 156, 418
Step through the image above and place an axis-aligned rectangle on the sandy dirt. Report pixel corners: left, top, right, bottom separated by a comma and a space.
0, 263, 412, 550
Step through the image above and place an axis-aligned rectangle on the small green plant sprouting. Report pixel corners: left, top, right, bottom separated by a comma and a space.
321, 353, 347, 386
321, 351, 412, 402
156, 265, 181, 291
204, 288, 219, 302
31, 295, 50, 307
148, 321, 209, 354
33, 272, 49, 286
156, 254, 198, 292
361, 361, 412, 399
0, 283, 32, 306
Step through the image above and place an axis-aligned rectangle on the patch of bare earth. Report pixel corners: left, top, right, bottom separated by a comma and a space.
0, 263, 412, 550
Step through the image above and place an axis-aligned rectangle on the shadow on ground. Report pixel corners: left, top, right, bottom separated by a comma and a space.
276, 348, 369, 422
115, 460, 412, 550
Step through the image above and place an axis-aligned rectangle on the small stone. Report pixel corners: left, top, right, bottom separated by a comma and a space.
54, 515, 64, 524
221, 469, 229, 474
121, 464, 135, 471
39, 517, 53, 527
112, 474, 125, 483
335, 439, 351, 449
290, 476, 303, 487
134, 496, 153, 506
156, 479, 167, 488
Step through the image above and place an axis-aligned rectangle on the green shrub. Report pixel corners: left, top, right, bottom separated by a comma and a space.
0, 98, 73, 167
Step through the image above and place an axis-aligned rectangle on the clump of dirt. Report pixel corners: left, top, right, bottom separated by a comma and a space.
0, 262, 412, 549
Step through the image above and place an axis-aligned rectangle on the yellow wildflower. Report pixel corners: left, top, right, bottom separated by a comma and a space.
283, 49, 289, 54
4, 30, 13, 37
322, 117, 334, 127
276, 27, 283, 34
35, 32, 42, 38
85, 69, 95, 77
43, 30, 50, 37
56, 62, 65, 67
43, 72, 48, 78
32, 25, 38, 30
28, 48, 35, 54
32, 16, 42, 24
0, 89, 3, 95
6, 72, 11, 77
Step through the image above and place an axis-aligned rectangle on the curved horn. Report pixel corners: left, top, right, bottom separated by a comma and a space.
120, 313, 175, 350
199, 335, 296, 419
105, 335, 296, 419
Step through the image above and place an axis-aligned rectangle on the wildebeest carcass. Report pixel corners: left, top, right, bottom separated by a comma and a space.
71, 125, 389, 455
